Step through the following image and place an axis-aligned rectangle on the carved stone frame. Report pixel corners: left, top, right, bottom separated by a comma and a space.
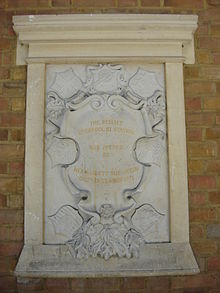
13, 14, 199, 277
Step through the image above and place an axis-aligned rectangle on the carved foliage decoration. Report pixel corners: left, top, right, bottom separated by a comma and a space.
46, 64, 167, 260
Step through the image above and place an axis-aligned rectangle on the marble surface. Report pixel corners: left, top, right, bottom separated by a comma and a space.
45, 64, 169, 259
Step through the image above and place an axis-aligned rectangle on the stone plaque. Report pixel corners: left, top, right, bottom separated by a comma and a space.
45, 64, 169, 260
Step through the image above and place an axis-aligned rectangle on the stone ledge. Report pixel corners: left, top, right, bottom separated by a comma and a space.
15, 243, 199, 277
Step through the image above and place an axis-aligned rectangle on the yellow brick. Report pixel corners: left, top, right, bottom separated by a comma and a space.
188, 142, 216, 157
188, 160, 204, 174
10, 67, 27, 81
211, 25, 220, 36
196, 50, 210, 64
11, 98, 25, 112
204, 97, 220, 110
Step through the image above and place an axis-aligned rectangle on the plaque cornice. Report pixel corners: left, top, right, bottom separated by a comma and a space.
13, 14, 198, 65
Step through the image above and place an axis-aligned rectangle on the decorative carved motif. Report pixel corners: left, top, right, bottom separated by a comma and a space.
49, 68, 83, 99
45, 64, 167, 259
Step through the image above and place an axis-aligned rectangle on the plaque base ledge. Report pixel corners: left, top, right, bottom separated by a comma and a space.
15, 242, 199, 278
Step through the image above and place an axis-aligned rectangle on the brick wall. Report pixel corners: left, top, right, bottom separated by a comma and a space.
0, 0, 219, 292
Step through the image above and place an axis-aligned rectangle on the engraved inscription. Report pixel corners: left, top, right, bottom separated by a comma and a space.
78, 119, 134, 136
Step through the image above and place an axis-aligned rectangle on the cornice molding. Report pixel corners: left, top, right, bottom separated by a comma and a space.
13, 14, 198, 65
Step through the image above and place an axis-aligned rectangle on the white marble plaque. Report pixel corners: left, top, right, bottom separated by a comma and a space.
45, 64, 169, 260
